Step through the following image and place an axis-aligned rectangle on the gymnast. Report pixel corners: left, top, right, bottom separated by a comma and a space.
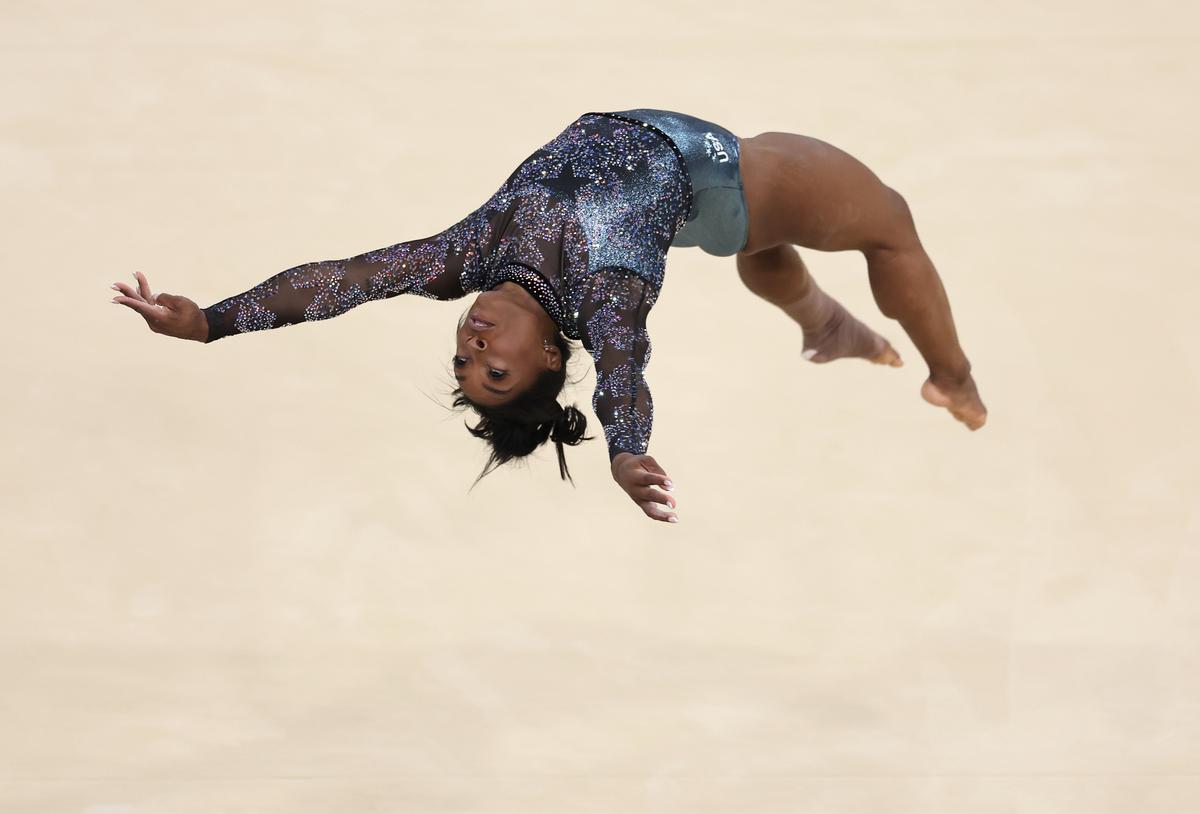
110, 108, 987, 524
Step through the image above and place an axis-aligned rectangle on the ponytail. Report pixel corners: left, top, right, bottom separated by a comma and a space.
449, 331, 595, 487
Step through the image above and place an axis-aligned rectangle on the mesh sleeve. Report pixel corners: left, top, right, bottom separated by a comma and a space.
201, 206, 490, 342
579, 267, 657, 462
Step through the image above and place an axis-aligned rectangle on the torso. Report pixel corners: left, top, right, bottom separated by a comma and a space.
463, 112, 691, 340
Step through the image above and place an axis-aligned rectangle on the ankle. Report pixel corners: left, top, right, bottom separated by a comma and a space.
781, 286, 833, 331
929, 361, 972, 388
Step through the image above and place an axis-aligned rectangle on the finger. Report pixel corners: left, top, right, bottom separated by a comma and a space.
113, 295, 165, 325
156, 292, 181, 311
638, 499, 678, 523
636, 485, 676, 511
111, 281, 146, 303
638, 454, 665, 476
637, 456, 673, 489
133, 271, 153, 301
631, 469, 672, 489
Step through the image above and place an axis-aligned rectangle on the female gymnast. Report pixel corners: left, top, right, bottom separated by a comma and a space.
110, 108, 987, 524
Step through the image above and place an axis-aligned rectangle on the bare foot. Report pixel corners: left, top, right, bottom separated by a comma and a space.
921, 373, 988, 430
799, 298, 904, 367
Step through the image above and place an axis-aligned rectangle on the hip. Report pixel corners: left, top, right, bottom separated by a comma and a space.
591, 108, 750, 256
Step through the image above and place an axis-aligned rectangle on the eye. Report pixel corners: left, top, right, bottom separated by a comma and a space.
452, 356, 506, 379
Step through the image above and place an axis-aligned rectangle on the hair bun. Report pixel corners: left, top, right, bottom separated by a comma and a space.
550, 403, 588, 447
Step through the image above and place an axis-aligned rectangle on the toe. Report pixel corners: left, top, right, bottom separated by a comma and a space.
873, 342, 903, 367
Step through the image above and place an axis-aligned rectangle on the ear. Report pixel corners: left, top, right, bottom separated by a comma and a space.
543, 339, 563, 372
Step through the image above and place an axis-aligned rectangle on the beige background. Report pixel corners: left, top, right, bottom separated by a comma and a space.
3, 0, 1198, 811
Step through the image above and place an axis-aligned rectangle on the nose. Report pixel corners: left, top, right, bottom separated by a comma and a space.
468, 334, 486, 350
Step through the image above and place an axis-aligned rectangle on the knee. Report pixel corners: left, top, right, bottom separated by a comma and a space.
736, 247, 769, 290
865, 186, 919, 253
736, 244, 814, 306
736, 244, 789, 282
883, 186, 916, 232
883, 185, 910, 215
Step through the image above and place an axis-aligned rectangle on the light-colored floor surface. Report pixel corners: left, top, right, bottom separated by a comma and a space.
4, 1, 1198, 811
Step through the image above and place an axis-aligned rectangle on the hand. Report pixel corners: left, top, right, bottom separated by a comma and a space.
111, 271, 209, 342
611, 452, 678, 523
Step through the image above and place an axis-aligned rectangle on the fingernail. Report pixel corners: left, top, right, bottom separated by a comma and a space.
668, 516, 678, 523
802, 349, 818, 361
110, 284, 118, 290
664, 480, 673, 490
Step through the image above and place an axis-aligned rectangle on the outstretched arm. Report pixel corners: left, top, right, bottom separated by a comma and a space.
111, 206, 493, 343
201, 208, 490, 342
580, 267, 678, 523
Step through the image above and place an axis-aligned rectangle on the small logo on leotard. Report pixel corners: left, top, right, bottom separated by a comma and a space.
703, 131, 730, 163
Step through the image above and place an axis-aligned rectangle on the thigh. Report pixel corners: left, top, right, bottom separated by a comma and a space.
738, 131, 914, 255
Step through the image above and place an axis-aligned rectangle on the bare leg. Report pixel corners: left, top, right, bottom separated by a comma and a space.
736, 244, 903, 366
736, 131, 987, 430
863, 225, 986, 429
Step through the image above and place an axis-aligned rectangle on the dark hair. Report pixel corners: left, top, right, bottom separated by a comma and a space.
448, 330, 594, 488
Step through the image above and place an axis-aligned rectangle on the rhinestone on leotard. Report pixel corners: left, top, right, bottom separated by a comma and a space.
201, 111, 691, 462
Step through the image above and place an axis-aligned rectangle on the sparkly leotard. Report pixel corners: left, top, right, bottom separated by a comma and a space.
202, 111, 693, 461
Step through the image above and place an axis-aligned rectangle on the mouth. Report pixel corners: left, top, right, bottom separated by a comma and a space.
468, 314, 494, 329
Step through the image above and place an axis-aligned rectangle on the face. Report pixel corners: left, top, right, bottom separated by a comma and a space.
453, 288, 560, 407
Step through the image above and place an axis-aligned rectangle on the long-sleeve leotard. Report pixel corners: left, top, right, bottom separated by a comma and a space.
576, 266, 657, 462
200, 111, 690, 463
200, 204, 496, 340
